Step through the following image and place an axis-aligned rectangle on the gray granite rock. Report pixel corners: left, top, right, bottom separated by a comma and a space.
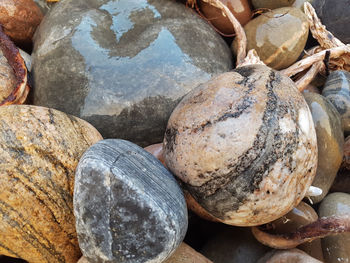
312, 0, 350, 44
74, 139, 188, 263
32, 0, 232, 146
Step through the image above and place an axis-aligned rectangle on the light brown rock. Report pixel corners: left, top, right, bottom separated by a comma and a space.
0, 105, 102, 263
164, 65, 317, 226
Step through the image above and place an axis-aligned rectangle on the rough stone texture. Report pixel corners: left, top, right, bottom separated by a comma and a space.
164, 64, 318, 226
0, 105, 103, 263
232, 7, 309, 70
200, 225, 270, 263
74, 139, 188, 263
303, 93, 344, 203
322, 70, 350, 134
32, 0, 232, 146
78, 244, 212, 263
319, 192, 350, 263
312, 0, 350, 44
267, 202, 324, 261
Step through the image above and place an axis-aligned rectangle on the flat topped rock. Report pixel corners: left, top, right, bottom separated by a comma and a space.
32, 0, 232, 146
74, 139, 188, 263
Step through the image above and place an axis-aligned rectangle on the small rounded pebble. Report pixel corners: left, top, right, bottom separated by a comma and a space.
74, 139, 188, 263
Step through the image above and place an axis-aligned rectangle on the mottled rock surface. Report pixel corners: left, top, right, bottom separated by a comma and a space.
164, 65, 318, 226
32, 0, 232, 146
312, 0, 350, 44
0, 105, 102, 263
74, 139, 188, 263
303, 93, 344, 203
232, 7, 309, 70
319, 192, 350, 263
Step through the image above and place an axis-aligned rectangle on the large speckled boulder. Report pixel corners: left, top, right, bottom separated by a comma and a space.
74, 139, 188, 263
32, 0, 232, 146
164, 65, 318, 226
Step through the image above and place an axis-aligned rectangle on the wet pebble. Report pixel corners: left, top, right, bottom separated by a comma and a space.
74, 139, 188, 263
32, 0, 232, 146
319, 192, 350, 263
252, 0, 313, 10
199, 0, 252, 34
322, 70, 350, 134
251, 0, 296, 9
232, 7, 309, 70
303, 93, 344, 203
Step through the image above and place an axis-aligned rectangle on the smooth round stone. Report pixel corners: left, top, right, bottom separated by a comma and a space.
164, 65, 318, 226
200, 226, 270, 263
199, 0, 252, 34
252, 0, 313, 10
267, 202, 323, 261
32, 0, 232, 147
232, 7, 309, 70
322, 70, 350, 134
312, 0, 350, 44
258, 249, 322, 263
0, 105, 102, 263
303, 93, 344, 203
251, 0, 295, 9
74, 139, 188, 263
319, 192, 350, 263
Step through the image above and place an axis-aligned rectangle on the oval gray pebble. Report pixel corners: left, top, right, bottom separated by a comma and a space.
74, 139, 188, 263
322, 70, 350, 134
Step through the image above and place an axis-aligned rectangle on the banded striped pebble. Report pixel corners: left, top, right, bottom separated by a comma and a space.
0, 105, 102, 263
322, 70, 350, 134
164, 64, 318, 226
74, 139, 188, 263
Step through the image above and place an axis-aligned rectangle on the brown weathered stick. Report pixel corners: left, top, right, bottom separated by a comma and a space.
195, 0, 247, 65
304, 2, 344, 49
238, 49, 265, 68
281, 45, 350, 77
295, 61, 324, 92
252, 215, 350, 249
